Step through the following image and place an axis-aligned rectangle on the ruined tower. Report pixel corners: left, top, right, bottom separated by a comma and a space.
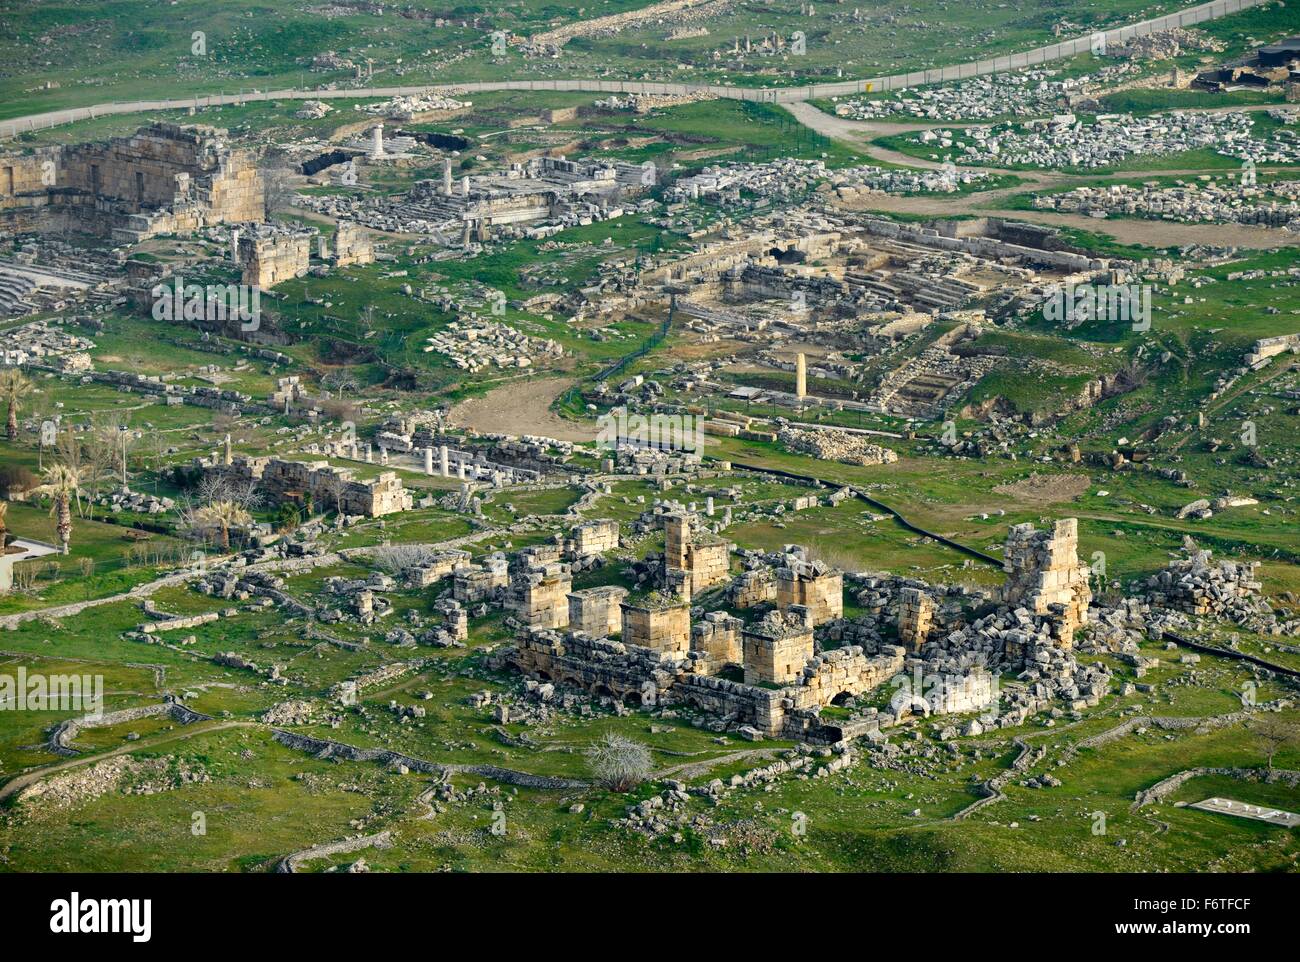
1000, 518, 1092, 647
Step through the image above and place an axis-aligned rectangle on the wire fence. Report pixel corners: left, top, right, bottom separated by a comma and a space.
558, 299, 675, 414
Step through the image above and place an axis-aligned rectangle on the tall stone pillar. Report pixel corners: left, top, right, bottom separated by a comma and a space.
795, 352, 807, 399
424, 446, 434, 475
440, 445, 450, 477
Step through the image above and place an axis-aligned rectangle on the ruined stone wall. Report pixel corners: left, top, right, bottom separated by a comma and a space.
241, 232, 311, 288
203, 455, 411, 517
743, 610, 814, 685
674, 643, 904, 737
1001, 518, 1091, 647
787, 645, 907, 714
729, 568, 775, 608
897, 587, 934, 651
3, 123, 264, 240
664, 513, 690, 570
621, 598, 690, 654
776, 563, 843, 624
568, 518, 619, 557
332, 221, 375, 267
692, 611, 742, 664
688, 537, 731, 594
509, 627, 677, 702
924, 668, 997, 715
509, 563, 572, 629
408, 549, 472, 586
568, 585, 627, 636
454, 558, 508, 602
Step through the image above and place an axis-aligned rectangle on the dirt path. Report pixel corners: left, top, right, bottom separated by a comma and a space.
654, 748, 781, 780
448, 376, 594, 442
0, 719, 254, 803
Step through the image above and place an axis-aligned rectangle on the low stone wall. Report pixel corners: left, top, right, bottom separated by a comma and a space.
139, 611, 220, 633
47, 699, 212, 756
271, 729, 589, 789
1132, 766, 1300, 811
276, 830, 392, 873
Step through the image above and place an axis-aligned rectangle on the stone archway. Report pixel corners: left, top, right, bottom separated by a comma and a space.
891, 691, 930, 719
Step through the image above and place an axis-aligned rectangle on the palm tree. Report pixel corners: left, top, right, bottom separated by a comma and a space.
194, 499, 252, 551
41, 463, 81, 555
0, 369, 33, 441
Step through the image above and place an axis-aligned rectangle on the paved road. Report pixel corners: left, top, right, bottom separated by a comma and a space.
0, 0, 1266, 139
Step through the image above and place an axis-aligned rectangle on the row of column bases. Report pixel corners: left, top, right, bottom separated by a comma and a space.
342, 441, 486, 481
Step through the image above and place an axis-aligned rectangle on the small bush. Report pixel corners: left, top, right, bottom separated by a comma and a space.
585, 733, 652, 793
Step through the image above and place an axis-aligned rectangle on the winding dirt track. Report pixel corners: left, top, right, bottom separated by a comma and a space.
0, 720, 254, 803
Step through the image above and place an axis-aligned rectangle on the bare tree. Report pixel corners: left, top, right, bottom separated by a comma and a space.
1250, 716, 1299, 772
82, 413, 127, 510
585, 733, 652, 792
197, 473, 263, 511
322, 369, 360, 398
369, 544, 437, 575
